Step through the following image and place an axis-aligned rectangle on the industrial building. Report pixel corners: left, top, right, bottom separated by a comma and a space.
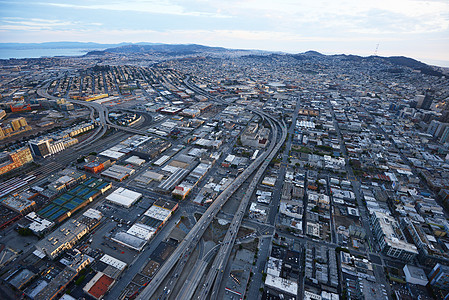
135, 170, 164, 184
25, 212, 54, 235
37, 177, 111, 223
83, 156, 112, 174
125, 155, 145, 166
101, 164, 135, 181
46, 168, 87, 194
1, 189, 36, 214
106, 187, 142, 208
34, 251, 93, 300
83, 254, 127, 299
83, 272, 115, 300
140, 199, 177, 231
240, 122, 269, 148
7, 269, 36, 290
111, 200, 177, 251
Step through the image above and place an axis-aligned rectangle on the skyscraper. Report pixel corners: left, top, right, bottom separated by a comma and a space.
420, 90, 433, 110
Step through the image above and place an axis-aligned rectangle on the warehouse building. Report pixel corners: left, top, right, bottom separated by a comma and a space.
111, 200, 177, 251
36, 178, 111, 223
124, 155, 145, 166
106, 187, 142, 208
101, 165, 135, 181
135, 170, 164, 184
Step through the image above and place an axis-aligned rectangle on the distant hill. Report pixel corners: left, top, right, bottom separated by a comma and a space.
302, 50, 324, 56
287, 52, 444, 77
383, 56, 444, 77
86, 43, 237, 56
336, 54, 445, 77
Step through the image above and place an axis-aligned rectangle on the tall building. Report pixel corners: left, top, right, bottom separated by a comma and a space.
420, 90, 433, 110
440, 127, 449, 144
29, 138, 52, 158
0, 147, 34, 175
427, 120, 449, 140
435, 123, 449, 139
10, 117, 27, 131
428, 120, 441, 136
0, 109, 5, 120
371, 211, 418, 262
415, 94, 425, 108
428, 263, 449, 290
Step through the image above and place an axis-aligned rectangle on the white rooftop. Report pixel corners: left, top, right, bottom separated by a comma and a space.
99, 149, 125, 160
144, 205, 171, 221
125, 156, 145, 166
106, 187, 142, 208
264, 273, 298, 295
83, 208, 102, 220
127, 223, 156, 240
100, 254, 127, 271
154, 155, 170, 166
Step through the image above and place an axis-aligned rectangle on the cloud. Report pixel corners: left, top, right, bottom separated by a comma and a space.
0, 17, 102, 31
41, 1, 232, 18
204, 0, 449, 34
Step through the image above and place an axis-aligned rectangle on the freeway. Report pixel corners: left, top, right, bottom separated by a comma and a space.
196, 111, 287, 300
267, 95, 301, 226
137, 112, 284, 300
37, 83, 166, 140
176, 243, 221, 300
245, 94, 301, 300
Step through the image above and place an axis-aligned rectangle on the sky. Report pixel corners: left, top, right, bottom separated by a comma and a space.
1, 0, 449, 66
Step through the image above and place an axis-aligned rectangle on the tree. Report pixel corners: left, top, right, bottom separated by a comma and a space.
75, 275, 86, 285
18, 227, 33, 236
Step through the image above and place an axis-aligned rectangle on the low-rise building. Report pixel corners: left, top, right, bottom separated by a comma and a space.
1, 190, 36, 214
25, 212, 54, 235
35, 219, 89, 259
101, 164, 135, 181
106, 187, 142, 208
403, 264, 428, 286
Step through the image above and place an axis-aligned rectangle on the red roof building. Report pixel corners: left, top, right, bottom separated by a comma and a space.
85, 273, 115, 300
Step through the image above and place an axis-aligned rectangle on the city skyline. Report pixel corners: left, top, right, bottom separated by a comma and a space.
1, 0, 449, 66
